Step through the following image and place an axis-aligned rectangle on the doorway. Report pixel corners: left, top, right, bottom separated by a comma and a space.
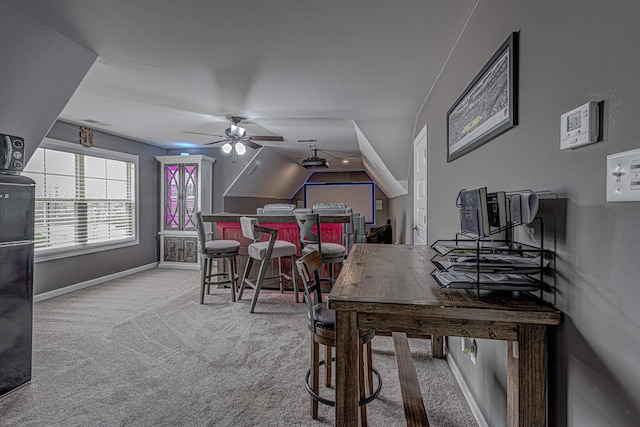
413, 124, 427, 245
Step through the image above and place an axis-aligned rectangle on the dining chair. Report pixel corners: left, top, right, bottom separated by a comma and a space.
195, 212, 241, 304
237, 216, 298, 313
295, 250, 381, 424
294, 211, 346, 288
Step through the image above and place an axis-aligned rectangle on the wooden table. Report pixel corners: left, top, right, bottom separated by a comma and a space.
328, 244, 561, 427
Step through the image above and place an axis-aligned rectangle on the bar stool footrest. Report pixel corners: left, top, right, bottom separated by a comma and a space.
305, 358, 382, 407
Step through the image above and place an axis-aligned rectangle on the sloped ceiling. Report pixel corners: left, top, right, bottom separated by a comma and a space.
353, 117, 415, 179
224, 148, 311, 199
3, 0, 477, 170
0, 1, 96, 161
354, 122, 408, 198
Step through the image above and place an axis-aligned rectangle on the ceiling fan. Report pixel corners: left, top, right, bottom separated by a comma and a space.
184, 116, 284, 158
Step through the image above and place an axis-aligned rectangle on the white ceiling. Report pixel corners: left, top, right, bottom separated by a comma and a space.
7, 0, 476, 171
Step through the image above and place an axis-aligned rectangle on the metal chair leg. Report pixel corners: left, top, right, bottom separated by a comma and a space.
249, 256, 270, 313
238, 257, 254, 300
226, 256, 236, 302
291, 254, 299, 303
199, 257, 208, 304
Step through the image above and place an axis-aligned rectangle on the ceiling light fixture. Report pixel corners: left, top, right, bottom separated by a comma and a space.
221, 143, 233, 154
234, 142, 246, 155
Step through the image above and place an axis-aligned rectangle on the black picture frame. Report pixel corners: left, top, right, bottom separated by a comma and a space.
446, 32, 519, 162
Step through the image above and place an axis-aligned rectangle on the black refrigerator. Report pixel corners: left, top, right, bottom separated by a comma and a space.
0, 174, 35, 397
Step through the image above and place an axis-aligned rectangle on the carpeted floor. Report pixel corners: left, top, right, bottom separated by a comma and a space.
0, 268, 477, 426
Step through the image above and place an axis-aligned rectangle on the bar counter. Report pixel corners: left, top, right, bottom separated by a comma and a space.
202, 213, 351, 289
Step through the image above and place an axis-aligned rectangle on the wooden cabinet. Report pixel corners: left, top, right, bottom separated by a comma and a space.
163, 237, 198, 263
155, 155, 215, 269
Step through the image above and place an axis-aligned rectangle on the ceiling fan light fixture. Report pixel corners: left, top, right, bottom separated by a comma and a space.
235, 142, 246, 155
221, 143, 233, 154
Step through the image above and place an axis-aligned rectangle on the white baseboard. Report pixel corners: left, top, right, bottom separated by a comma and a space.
446, 345, 490, 427
34, 262, 158, 302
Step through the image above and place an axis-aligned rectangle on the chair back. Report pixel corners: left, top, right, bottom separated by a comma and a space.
257, 203, 297, 216
294, 212, 322, 255
295, 250, 323, 318
240, 216, 262, 241
353, 213, 367, 243
195, 212, 208, 253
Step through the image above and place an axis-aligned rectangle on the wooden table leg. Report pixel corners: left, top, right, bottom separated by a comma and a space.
431, 335, 444, 358
335, 310, 359, 426
507, 324, 547, 427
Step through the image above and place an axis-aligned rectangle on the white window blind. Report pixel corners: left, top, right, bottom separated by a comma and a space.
23, 139, 138, 258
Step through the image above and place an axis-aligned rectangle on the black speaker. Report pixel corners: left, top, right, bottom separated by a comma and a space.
0, 134, 25, 173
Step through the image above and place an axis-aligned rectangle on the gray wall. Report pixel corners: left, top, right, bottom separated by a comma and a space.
405, 0, 640, 425
36, 121, 167, 294
224, 196, 290, 214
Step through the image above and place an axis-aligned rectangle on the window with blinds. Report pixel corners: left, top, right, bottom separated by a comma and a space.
23, 139, 139, 259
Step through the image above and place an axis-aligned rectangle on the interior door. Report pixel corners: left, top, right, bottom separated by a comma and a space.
413, 125, 427, 245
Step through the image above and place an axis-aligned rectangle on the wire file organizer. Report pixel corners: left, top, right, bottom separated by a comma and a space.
430, 189, 557, 302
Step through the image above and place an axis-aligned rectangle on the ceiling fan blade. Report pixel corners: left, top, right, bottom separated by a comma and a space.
244, 140, 262, 149
248, 135, 284, 142
184, 130, 226, 138
204, 139, 229, 146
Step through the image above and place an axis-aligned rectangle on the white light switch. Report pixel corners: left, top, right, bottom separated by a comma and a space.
607, 148, 640, 201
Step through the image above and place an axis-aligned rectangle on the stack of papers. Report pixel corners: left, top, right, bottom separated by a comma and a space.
433, 254, 549, 274
432, 271, 540, 291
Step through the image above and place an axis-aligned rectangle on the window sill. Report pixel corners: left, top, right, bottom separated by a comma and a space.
34, 239, 140, 263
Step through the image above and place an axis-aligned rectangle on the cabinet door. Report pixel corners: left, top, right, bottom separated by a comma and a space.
164, 237, 182, 262
164, 165, 181, 230
182, 164, 198, 231
163, 237, 198, 263
182, 238, 198, 263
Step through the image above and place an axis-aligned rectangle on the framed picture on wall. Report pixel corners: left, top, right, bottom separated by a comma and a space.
446, 32, 519, 162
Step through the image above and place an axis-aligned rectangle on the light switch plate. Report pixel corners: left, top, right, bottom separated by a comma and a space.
607, 148, 640, 201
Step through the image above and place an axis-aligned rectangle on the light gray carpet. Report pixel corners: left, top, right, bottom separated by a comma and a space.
0, 268, 477, 426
